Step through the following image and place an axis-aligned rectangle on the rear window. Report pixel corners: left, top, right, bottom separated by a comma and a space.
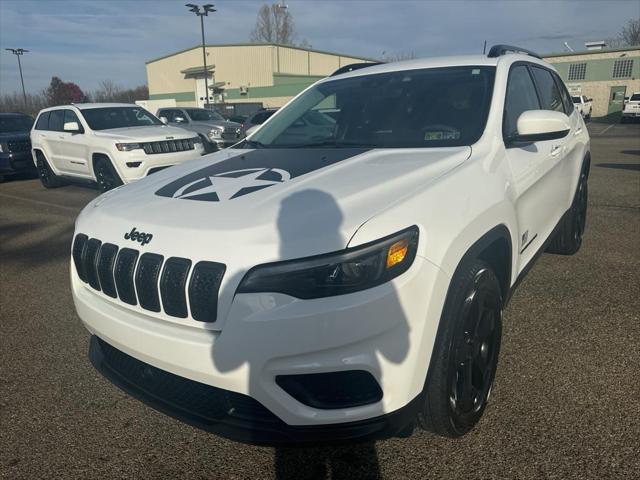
35, 112, 51, 130
0, 115, 33, 133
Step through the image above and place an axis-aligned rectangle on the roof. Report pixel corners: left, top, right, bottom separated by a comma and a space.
180, 65, 215, 75
542, 45, 640, 58
146, 43, 378, 65
40, 103, 137, 112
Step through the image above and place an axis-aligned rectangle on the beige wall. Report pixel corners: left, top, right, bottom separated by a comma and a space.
567, 80, 640, 117
545, 49, 640, 63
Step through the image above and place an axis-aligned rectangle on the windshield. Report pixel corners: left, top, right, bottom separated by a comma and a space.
244, 66, 495, 149
0, 115, 34, 133
572, 96, 581, 103
630, 94, 640, 101
81, 107, 162, 131
185, 109, 224, 122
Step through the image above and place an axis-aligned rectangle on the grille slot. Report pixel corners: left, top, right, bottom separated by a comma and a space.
135, 253, 164, 312
142, 139, 194, 155
114, 248, 139, 305
188, 261, 226, 322
97, 243, 119, 298
160, 257, 192, 318
72, 234, 89, 283
84, 238, 103, 291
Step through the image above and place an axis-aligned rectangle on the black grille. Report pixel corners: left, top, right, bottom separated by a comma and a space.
95, 337, 280, 425
142, 139, 194, 155
222, 127, 241, 140
7, 139, 31, 152
74, 234, 225, 322
188, 261, 226, 322
97, 243, 119, 298
72, 234, 89, 283
84, 238, 102, 291
115, 248, 139, 305
160, 257, 192, 318
135, 253, 164, 312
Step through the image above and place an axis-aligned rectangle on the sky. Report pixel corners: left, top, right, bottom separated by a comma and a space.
0, 0, 638, 95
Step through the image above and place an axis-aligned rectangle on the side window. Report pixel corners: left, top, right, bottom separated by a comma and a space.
64, 110, 83, 130
35, 111, 51, 130
160, 110, 175, 122
552, 72, 575, 115
503, 65, 541, 138
252, 112, 267, 125
530, 66, 564, 113
48, 110, 65, 132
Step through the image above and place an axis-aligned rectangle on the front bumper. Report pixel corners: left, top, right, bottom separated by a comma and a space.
0, 151, 36, 175
73, 253, 449, 435
115, 145, 205, 183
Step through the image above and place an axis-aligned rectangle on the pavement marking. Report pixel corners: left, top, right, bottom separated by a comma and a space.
597, 124, 616, 136
0, 192, 82, 213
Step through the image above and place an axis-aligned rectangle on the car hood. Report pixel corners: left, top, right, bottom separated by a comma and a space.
191, 120, 242, 130
92, 125, 194, 141
78, 146, 470, 264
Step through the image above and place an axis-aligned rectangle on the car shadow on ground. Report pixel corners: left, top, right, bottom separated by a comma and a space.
595, 162, 640, 172
0, 220, 74, 267
208, 188, 413, 480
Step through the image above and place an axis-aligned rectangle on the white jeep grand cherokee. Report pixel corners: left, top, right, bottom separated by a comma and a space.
71, 46, 590, 444
31, 103, 204, 192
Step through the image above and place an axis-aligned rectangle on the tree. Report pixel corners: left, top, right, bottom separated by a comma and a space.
92, 80, 148, 103
381, 51, 417, 62
607, 18, 640, 48
250, 3, 296, 45
45, 76, 87, 106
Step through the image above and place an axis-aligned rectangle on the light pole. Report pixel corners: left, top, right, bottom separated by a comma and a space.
185, 4, 216, 108
5, 48, 29, 107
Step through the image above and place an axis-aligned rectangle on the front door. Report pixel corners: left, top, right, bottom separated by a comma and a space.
608, 86, 626, 115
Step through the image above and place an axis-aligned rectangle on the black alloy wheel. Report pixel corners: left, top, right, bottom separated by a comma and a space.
94, 157, 123, 193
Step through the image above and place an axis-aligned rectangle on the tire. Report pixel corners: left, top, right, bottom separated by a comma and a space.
94, 156, 123, 193
418, 261, 503, 437
35, 151, 64, 188
546, 170, 588, 255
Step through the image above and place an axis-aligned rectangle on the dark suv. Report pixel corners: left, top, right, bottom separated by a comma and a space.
0, 112, 35, 181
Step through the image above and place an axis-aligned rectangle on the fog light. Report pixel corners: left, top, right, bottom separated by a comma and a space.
126, 162, 142, 168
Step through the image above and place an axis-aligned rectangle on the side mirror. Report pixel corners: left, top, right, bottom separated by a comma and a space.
508, 110, 570, 145
160, 116, 168, 124
63, 121, 81, 133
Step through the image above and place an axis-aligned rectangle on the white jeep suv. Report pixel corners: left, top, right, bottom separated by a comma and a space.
71, 46, 590, 444
31, 103, 204, 192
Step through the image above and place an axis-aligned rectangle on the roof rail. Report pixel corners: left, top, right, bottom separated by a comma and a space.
331, 62, 383, 77
487, 44, 542, 60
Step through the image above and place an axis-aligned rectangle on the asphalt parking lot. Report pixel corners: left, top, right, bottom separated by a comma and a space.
1, 122, 639, 480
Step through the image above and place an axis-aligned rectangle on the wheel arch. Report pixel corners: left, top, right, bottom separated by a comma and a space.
33, 148, 63, 176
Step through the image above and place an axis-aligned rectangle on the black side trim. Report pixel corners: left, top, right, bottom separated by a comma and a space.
114, 248, 139, 306
331, 62, 383, 76
89, 336, 421, 445
519, 234, 538, 254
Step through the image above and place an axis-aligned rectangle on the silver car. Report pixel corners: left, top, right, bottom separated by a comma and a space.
157, 107, 243, 152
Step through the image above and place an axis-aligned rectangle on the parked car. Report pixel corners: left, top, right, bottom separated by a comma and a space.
31, 103, 204, 192
572, 95, 592, 119
620, 92, 640, 122
241, 108, 278, 136
0, 112, 36, 182
157, 107, 243, 152
72, 45, 589, 444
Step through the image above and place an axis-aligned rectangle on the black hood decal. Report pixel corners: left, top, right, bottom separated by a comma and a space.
155, 148, 369, 202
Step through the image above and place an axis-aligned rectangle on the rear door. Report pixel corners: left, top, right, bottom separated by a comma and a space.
58, 109, 90, 176
44, 110, 69, 174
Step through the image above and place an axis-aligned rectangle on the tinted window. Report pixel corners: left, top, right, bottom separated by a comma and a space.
530, 67, 564, 113
0, 115, 34, 133
185, 109, 224, 121
247, 66, 496, 149
64, 110, 82, 127
35, 112, 50, 130
572, 96, 581, 103
630, 93, 640, 101
48, 110, 65, 132
159, 109, 178, 122
503, 65, 540, 138
551, 72, 575, 115
80, 107, 162, 130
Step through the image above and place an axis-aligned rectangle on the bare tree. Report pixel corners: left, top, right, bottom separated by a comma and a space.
620, 18, 640, 46
250, 3, 296, 45
381, 51, 417, 63
92, 81, 148, 103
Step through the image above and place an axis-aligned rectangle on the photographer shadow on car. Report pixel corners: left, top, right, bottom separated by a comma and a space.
211, 188, 411, 480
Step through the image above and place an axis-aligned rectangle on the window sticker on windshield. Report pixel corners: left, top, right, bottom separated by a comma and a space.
472, 69, 480, 75
424, 130, 461, 141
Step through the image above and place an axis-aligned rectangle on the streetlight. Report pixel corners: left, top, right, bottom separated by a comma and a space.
5, 48, 29, 107
185, 3, 216, 108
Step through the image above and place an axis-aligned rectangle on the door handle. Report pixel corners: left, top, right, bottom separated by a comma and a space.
574, 127, 582, 136
550, 145, 562, 156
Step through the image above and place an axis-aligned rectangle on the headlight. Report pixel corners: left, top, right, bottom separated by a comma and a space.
237, 226, 419, 299
115, 143, 142, 152
207, 128, 223, 139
